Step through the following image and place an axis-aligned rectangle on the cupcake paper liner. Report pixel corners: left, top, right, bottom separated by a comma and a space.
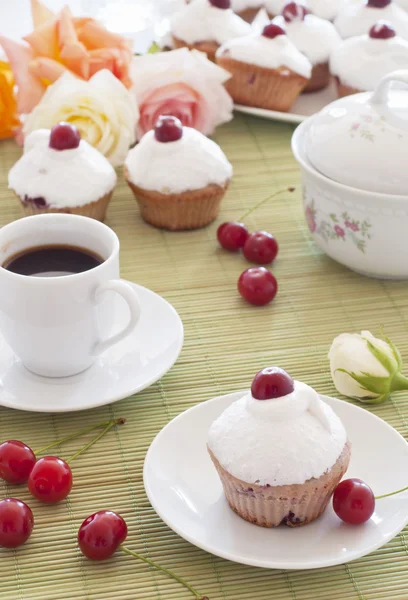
237, 7, 262, 22
125, 167, 229, 231
216, 56, 309, 112
208, 442, 351, 528
172, 36, 219, 62
335, 78, 361, 98
304, 62, 331, 93
17, 191, 114, 222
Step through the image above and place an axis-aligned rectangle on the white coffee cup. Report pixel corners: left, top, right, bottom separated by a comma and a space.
0, 214, 141, 378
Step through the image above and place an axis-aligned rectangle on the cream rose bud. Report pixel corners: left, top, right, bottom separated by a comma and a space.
23, 70, 139, 167
329, 331, 408, 404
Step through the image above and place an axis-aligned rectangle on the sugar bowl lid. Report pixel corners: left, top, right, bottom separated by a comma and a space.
304, 70, 408, 195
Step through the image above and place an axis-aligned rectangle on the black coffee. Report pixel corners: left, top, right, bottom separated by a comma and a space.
3, 244, 103, 277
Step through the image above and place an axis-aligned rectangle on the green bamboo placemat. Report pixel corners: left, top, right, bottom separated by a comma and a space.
1, 114, 408, 600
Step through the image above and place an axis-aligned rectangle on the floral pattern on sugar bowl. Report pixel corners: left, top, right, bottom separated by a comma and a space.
304, 197, 372, 254
349, 114, 404, 143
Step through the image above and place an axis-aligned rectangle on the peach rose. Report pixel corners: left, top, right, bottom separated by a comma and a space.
0, 60, 20, 139
131, 48, 233, 139
0, 0, 133, 116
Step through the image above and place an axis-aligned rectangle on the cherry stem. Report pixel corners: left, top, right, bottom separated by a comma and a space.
66, 419, 125, 464
375, 484, 408, 500
120, 546, 207, 599
238, 186, 295, 222
35, 419, 123, 455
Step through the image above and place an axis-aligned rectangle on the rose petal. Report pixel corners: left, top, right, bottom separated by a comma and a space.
77, 19, 131, 50
58, 6, 78, 46
31, 0, 54, 28
60, 43, 89, 79
28, 57, 73, 84
0, 36, 45, 114
24, 20, 58, 59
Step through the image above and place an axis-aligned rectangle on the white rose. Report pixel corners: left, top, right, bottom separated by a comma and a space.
329, 331, 408, 404
23, 70, 138, 167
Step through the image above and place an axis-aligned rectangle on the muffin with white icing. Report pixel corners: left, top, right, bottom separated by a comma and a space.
330, 21, 408, 96
274, 2, 341, 92
8, 124, 117, 221
124, 116, 232, 230
216, 22, 312, 111
170, 0, 251, 61
208, 367, 351, 528
266, 0, 345, 19
334, 0, 408, 40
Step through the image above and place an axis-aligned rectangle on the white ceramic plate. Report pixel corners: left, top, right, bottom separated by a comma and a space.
144, 391, 408, 570
234, 80, 338, 124
0, 281, 183, 413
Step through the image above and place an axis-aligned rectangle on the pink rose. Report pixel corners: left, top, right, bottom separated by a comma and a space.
334, 225, 345, 238
131, 48, 233, 139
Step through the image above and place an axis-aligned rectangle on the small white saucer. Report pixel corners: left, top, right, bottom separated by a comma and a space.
144, 392, 408, 570
0, 281, 183, 413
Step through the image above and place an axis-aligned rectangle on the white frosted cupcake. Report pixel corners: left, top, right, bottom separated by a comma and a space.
307, 0, 345, 20
124, 116, 232, 230
231, 0, 264, 22
208, 367, 351, 528
330, 21, 408, 96
266, 0, 345, 19
171, 0, 251, 61
216, 22, 312, 111
334, 0, 408, 40
274, 3, 341, 91
8, 124, 117, 221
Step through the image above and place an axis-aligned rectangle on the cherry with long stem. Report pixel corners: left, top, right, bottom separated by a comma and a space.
238, 186, 295, 221
120, 546, 208, 600
35, 419, 124, 455
27, 419, 125, 504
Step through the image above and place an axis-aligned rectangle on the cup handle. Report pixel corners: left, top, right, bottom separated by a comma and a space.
92, 280, 141, 356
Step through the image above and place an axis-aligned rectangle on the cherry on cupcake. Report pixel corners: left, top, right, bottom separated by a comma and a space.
49, 122, 81, 151
333, 479, 375, 524
251, 367, 295, 400
369, 20, 396, 39
367, 0, 391, 7
154, 115, 183, 143
217, 222, 249, 251
243, 231, 279, 265
209, 0, 231, 7
262, 23, 286, 39
282, 2, 308, 22
0, 498, 34, 548
238, 267, 278, 306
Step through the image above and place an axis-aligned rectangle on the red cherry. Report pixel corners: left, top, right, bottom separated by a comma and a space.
282, 2, 308, 22
262, 23, 286, 39
243, 231, 279, 265
28, 457, 73, 504
367, 0, 391, 7
78, 511, 128, 561
49, 122, 81, 151
251, 367, 294, 400
369, 20, 396, 38
209, 0, 231, 7
333, 479, 375, 525
238, 267, 278, 306
154, 116, 183, 143
0, 441, 36, 484
217, 222, 249, 251
0, 498, 34, 548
